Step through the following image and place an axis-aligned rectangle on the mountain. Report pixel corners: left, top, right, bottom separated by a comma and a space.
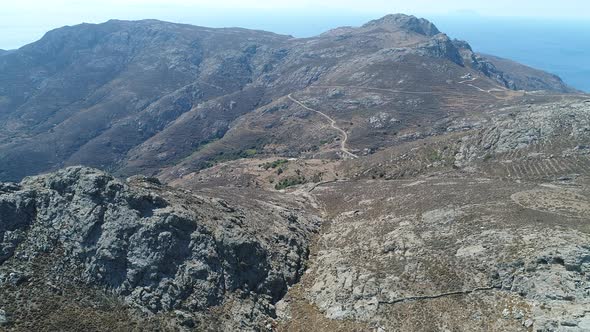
0, 14, 578, 182
480, 53, 578, 92
0, 166, 320, 330
0, 19, 289, 181
2, 97, 590, 330
170, 89, 590, 331
1, 14, 590, 331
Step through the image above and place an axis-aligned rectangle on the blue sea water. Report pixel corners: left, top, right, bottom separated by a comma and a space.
432, 17, 590, 92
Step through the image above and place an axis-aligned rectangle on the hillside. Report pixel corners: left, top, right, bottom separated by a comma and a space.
1, 14, 590, 331
0, 14, 578, 182
2, 96, 590, 331
481, 53, 578, 92
171, 93, 590, 332
0, 166, 321, 330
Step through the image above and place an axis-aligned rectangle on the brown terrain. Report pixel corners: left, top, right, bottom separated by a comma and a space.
0, 14, 574, 182
1, 13, 590, 332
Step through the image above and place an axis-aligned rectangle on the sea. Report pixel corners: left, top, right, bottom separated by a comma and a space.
433, 16, 590, 92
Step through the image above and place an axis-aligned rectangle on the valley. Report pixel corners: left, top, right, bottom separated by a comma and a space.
0, 13, 589, 332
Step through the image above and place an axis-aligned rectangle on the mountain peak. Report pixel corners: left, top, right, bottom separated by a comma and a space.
362, 14, 441, 36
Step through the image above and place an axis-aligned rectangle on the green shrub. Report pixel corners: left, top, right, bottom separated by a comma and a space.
274, 176, 306, 190
260, 159, 289, 170
427, 150, 443, 162
241, 149, 257, 157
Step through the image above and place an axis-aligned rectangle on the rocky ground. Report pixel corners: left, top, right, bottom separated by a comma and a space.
1, 13, 589, 332
278, 175, 590, 331
169, 95, 590, 331
0, 167, 320, 330
1, 86, 589, 332
0, 14, 575, 182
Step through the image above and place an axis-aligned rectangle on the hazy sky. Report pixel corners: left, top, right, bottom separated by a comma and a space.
1, 0, 589, 49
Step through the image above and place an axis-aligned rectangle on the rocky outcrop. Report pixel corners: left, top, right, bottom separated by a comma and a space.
481, 53, 577, 93
453, 39, 513, 88
455, 99, 590, 167
363, 14, 441, 36
277, 175, 590, 331
417, 34, 464, 65
452, 40, 576, 92
0, 166, 320, 330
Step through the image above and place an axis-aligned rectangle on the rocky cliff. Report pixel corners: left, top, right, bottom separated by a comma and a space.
0, 167, 320, 330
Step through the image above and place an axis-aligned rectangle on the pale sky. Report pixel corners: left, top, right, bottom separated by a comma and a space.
1, 0, 589, 49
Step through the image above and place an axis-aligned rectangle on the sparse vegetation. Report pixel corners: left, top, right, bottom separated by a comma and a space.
427, 150, 443, 162
310, 172, 323, 183
1, 10, 587, 332
241, 149, 258, 157
274, 176, 306, 190
260, 159, 289, 170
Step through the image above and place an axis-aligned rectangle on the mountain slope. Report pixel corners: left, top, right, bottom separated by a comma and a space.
2, 98, 589, 331
480, 53, 577, 92
0, 19, 289, 180
1, 14, 590, 332
0, 14, 578, 181
172, 93, 590, 332
0, 166, 320, 330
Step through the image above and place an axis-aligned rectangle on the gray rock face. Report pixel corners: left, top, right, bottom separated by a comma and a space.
417, 34, 463, 65
482, 53, 578, 93
452, 39, 576, 92
363, 14, 441, 36
0, 166, 320, 329
0, 308, 7, 326
455, 99, 590, 167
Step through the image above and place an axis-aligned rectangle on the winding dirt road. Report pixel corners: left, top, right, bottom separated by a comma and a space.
287, 77, 514, 160
315, 78, 511, 100
288, 94, 358, 159
458, 76, 487, 92
314, 85, 439, 95
457, 76, 512, 99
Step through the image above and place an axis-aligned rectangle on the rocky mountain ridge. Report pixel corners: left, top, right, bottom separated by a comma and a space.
362, 14, 441, 36
1, 13, 589, 332
0, 14, 577, 182
0, 166, 320, 330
